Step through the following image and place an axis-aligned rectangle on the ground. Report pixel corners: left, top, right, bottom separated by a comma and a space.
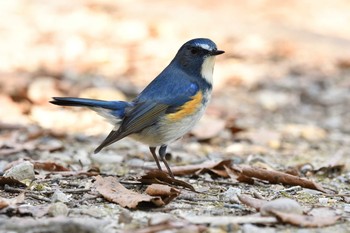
0, 0, 350, 232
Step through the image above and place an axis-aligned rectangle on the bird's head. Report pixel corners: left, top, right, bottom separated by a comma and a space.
172, 38, 224, 84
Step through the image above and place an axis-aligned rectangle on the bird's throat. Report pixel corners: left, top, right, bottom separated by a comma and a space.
200, 57, 215, 84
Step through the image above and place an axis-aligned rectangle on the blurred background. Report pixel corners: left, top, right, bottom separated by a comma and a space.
1, 0, 350, 168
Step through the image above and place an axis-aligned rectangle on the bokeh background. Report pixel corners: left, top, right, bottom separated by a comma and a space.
1, 0, 350, 167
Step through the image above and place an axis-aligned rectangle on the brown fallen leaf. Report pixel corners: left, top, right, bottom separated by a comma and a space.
237, 194, 267, 211
139, 170, 194, 191
95, 176, 165, 209
4, 159, 69, 173
171, 160, 232, 177
225, 117, 245, 135
232, 165, 327, 193
33, 161, 70, 172
0, 198, 9, 209
271, 210, 340, 227
0, 176, 26, 187
145, 184, 180, 204
223, 165, 239, 183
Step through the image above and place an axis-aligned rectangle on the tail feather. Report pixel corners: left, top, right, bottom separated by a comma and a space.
50, 97, 129, 109
50, 97, 132, 120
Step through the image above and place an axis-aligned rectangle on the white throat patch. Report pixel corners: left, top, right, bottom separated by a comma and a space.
201, 56, 215, 84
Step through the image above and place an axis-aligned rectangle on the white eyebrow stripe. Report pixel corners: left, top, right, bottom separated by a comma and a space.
195, 43, 211, 51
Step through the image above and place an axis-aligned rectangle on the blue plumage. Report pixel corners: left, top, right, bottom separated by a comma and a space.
50, 97, 132, 118
50, 38, 224, 177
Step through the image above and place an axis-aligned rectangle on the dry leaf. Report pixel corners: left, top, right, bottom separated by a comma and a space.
171, 160, 232, 177
95, 176, 165, 209
139, 170, 194, 191
237, 194, 267, 210
271, 210, 340, 227
0, 176, 26, 187
145, 184, 180, 204
0, 198, 9, 209
232, 165, 327, 193
34, 161, 70, 172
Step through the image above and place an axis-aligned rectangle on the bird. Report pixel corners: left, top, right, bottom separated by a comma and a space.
50, 38, 224, 178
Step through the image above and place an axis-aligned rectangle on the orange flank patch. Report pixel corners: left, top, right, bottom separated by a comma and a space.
167, 91, 203, 121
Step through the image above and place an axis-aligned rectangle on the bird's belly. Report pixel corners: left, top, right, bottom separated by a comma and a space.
129, 107, 206, 147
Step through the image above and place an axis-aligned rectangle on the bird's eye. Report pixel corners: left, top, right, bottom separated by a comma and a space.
190, 48, 198, 54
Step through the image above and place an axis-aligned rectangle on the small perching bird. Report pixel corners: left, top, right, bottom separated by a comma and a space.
50, 38, 224, 177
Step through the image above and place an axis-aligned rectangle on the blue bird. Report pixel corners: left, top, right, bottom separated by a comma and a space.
50, 38, 224, 177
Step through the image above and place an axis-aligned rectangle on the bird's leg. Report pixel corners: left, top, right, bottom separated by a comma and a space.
149, 147, 162, 171
159, 145, 174, 178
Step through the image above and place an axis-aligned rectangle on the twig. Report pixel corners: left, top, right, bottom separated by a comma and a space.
252, 191, 264, 199
4, 185, 91, 194
78, 194, 103, 204
178, 196, 220, 203
200, 178, 239, 186
4, 185, 33, 193
278, 186, 303, 193
35, 175, 92, 183
26, 193, 51, 202
60, 188, 91, 193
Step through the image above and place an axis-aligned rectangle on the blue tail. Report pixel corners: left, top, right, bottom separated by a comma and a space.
50, 97, 132, 119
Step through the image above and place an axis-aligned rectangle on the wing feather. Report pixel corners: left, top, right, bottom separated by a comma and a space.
94, 102, 168, 153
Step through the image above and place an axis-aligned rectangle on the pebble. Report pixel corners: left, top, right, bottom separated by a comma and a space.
222, 187, 242, 203
4, 161, 35, 181
260, 198, 303, 216
48, 202, 69, 217
319, 197, 329, 205
51, 189, 70, 203
118, 208, 133, 224
242, 224, 276, 233
344, 204, 350, 213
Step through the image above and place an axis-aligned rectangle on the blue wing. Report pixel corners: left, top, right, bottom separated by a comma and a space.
137, 69, 200, 107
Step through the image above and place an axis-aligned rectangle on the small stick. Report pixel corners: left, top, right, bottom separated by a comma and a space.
26, 193, 51, 202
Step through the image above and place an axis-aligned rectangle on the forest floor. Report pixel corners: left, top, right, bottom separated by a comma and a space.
1, 1, 350, 232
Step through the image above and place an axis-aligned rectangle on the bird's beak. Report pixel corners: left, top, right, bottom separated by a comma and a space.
210, 50, 225, 56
